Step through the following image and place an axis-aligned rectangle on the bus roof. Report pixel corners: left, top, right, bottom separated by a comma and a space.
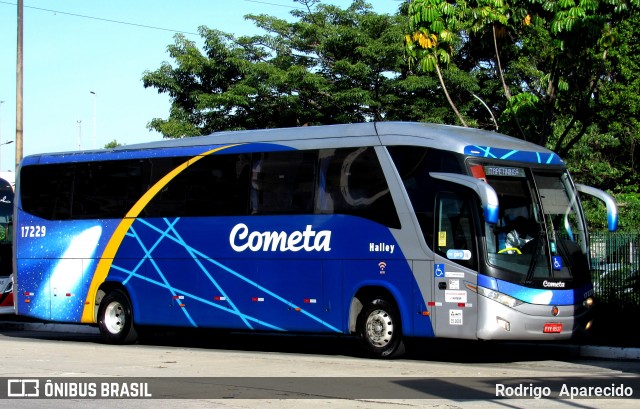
22, 122, 562, 165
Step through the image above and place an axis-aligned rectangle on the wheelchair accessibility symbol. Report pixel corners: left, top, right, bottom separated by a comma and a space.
434, 264, 445, 278
553, 256, 563, 271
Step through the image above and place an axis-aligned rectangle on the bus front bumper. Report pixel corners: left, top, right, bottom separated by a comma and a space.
477, 296, 593, 341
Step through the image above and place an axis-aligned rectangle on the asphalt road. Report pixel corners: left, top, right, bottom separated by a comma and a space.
0, 321, 639, 408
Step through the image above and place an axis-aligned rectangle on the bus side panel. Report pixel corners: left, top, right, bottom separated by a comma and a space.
15, 259, 52, 321
126, 257, 330, 333
191, 258, 270, 331
322, 259, 344, 333
117, 215, 411, 335
49, 258, 92, 322
15, 218, 117, 323
411, 260, 436, 338
342, 259, 414, 336
432, 257, 479, 340
137, 259, 204, 328
249, 258, 325, 332
17, 257, 92, 324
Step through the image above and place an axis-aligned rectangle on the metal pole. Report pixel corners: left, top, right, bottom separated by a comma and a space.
16, 0, 24, 170
77, 119, 82, 151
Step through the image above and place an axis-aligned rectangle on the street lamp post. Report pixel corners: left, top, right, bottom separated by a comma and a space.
90, 91, 96, 149
77, 119, 82, 151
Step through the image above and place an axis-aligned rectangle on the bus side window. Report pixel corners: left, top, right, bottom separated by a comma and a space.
20, 163, 74, 220
144, 154, 252, 218
388, 146, 464, 245
316, 147, 400, 228
250, 150, 316, 215
73, 161, 132, 219
435, 192, 477, 270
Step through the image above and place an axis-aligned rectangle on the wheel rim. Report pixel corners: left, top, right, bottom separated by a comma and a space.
104, 301, 126, 335
365, 309, 394, 347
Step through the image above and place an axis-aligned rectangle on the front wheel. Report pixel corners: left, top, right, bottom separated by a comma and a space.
357, 297, 405, 358
97, 289, 138, 344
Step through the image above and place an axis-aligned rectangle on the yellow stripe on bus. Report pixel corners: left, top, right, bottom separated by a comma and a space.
81, 144, 242, 323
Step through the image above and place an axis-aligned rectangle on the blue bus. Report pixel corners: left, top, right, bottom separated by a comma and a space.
13, 122, 617, 357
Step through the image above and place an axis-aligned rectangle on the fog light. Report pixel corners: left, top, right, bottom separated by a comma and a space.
583, 297, 594, 308
585, 320, 593, 331
497, 317, 511, 332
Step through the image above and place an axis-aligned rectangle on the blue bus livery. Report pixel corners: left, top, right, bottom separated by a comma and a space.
13, 122, 617, 357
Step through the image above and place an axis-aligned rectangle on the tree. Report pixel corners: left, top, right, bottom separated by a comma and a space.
104, 140, 121, 149
564, 10, 640, 230
405, 0, 639, 228
404, 0, 638, 153
141, 1, 640, 228
460, 0, 639, 154
142, 0, 408, 137
405, 0, 470, 126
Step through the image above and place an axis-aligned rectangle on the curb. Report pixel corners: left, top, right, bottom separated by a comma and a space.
1, 318, 639, 360
579, 345, 640, 360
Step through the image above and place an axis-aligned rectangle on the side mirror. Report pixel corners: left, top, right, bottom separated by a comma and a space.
575, 184, 618, 232
430, 172, 499, 224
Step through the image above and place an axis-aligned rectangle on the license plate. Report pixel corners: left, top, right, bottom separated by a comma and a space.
543, 323, 563, 333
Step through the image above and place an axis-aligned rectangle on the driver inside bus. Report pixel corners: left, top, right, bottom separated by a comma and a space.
504, 216, 535, 253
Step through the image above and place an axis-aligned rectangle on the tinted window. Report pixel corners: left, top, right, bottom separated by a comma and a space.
250, 150, 316, 215
144, 154, 250, 218
21, 163, 74, 220
21, 147, 400, 228
317, 147, 400, 228
73, 161, 140, 219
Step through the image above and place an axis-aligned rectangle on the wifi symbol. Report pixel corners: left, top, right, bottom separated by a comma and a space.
378, 262, 387, 270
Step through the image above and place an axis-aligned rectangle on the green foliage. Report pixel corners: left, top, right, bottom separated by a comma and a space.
582, 191, 640, 233
142, 0, 640, 230
405, 0, 474, 126
103, 140, 121, 149
143, 1, 408, 134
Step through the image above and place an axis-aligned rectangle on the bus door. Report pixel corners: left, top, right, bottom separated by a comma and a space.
432, 190, 479, 339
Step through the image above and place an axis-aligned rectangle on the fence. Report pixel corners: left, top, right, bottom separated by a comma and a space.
589, 232, 640, 306
588, 232, 639, 346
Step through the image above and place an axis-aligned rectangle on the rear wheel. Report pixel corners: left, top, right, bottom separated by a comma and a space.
357, 297, 405, 358
97, 289, 137, 344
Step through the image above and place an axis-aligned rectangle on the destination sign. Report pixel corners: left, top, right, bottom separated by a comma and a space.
484, 166, 526, 178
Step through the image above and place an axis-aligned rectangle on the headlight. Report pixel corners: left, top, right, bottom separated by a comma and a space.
478, 286, 523, 308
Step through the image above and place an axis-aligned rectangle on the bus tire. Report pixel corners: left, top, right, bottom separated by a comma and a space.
357, 297, 405, 358
97, 289, 138, 344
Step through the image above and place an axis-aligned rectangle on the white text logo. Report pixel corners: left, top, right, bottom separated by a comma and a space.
229, 223, 332, 252
543, 280, 566, 288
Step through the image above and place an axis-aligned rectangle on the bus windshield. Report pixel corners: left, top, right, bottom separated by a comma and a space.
479, 164, 589, 287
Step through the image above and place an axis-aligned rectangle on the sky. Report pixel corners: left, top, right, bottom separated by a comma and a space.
0, 0, 403, 172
